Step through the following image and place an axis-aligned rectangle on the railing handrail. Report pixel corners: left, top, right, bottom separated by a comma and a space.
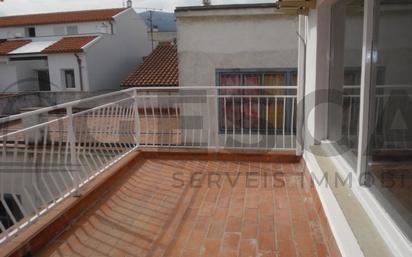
0, 88, 134, 125
343, 84, 411, 89
0, 85, 296, 125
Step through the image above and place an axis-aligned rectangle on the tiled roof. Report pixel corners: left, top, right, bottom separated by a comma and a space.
0, 39, 31, 55
122, 42, 178, 87
42, 36, 97, 54
0, 8, 126, 28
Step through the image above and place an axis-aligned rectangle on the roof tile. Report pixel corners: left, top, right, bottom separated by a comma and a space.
0, 40, 31, 55
122, 42, 178, 87
0, 8, 126, 28
42, 36, 97, 54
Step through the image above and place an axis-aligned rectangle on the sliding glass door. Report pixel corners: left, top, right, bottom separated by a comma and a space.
327, 0, 412, 243
328, 0, 412, 241
364, 0, 412, 240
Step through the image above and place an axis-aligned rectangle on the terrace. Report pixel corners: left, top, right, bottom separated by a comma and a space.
0, 1, 411, 257
0, 86, 340, 257
0, 82, 407, 257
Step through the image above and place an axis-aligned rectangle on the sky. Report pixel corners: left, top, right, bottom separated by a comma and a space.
0, 0, 271, 16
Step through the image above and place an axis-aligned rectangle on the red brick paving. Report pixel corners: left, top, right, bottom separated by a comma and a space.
37, 159, 340, 257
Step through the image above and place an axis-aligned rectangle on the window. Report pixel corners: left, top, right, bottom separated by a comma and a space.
217, 69, 297, 135
66, 25, 78, 35
53, 26, 65, 36
25, 27, 36, 37
63, 70, 75, 89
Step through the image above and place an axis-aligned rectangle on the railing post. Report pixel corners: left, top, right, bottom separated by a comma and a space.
66, 106, 80, 196
213, 89, 220, 151
133, 90, 140, 147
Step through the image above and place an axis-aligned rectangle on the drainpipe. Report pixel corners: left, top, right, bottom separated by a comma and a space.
74, 53, 84, 91
109, 21, 114, 34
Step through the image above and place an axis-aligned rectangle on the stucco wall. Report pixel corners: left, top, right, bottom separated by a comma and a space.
177, 14, 299, 87
85, 9, 151, 91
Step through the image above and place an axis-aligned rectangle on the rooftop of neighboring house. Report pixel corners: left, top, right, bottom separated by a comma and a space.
175, 2, 307, 16
0, 36, 98, 55
0, 8, 127, 28
175, 3, 278, 12
122, 42, 178, 87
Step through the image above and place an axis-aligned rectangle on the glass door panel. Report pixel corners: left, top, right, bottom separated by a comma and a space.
366, 0, 412, 240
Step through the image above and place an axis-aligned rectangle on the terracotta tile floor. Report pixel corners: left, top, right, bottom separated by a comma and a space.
37, 158, 338, 257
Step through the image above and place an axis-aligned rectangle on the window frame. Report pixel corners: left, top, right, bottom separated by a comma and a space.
66, 25, 79, 35
62, 69, 76, 89
25, 27, 36, 38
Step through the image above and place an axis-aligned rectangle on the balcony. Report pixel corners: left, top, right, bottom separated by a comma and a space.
0, 87, 340, 257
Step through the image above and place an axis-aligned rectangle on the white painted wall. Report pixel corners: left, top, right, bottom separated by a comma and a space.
0, 21, 112, 39
177, 14, 298, 88
48, 53, 88, 91
0, 55, 85, 93
0, 59, 48, 93
15, 60, 47, 91
85, 9, 151, 91
0, 62, 18, 93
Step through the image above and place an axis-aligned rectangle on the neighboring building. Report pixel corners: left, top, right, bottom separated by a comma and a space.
175, 3, 299, 147
122, 42, 178, 87
176, 3, 298, 88
0, 8, 151, 93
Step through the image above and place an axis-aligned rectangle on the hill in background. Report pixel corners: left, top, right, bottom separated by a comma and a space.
138, 11, 176, 32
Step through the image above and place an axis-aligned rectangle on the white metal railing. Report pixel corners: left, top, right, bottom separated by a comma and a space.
342, 85, 412, 150
0, 96, 137, 243
0, 86, 297, 243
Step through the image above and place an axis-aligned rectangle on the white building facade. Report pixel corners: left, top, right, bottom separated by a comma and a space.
0, 8, 151, 93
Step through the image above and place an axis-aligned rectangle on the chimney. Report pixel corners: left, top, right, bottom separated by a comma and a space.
127, 0, 132, 8
202, 0, 211, 6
